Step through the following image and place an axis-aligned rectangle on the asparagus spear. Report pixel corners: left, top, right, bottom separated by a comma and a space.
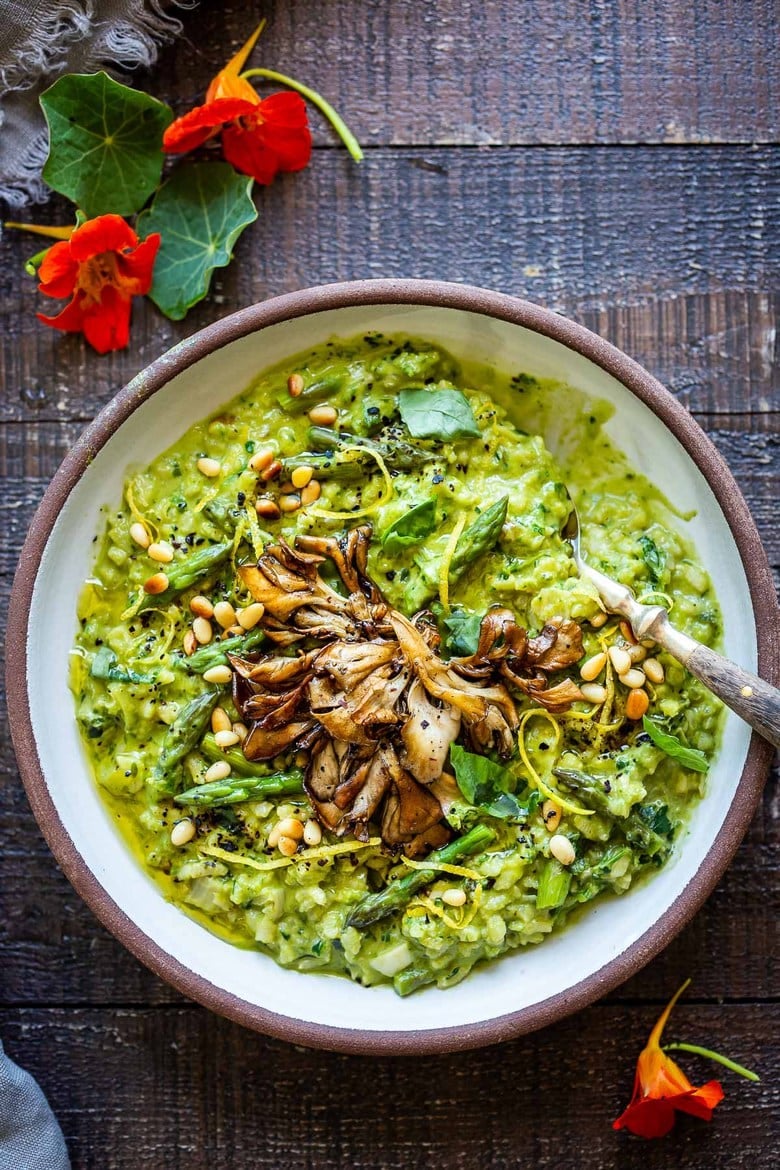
307, 425, 435, 471
175, 767, 304, 808
345, 824, 495, 930
173, 626, 265, 673
448, 496, 509, 580
131, 540, 232, 615
404, 496, 509, 611
278, 369, 345, 413
394, 964, 437, 997
553, 767, 670, 858
153, 691, 220, 791
199, 732, 275, 778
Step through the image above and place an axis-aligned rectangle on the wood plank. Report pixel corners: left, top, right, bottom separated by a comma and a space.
151, 0, 780, 145
0, 1005, 775, 1168
0, 147, 776, 423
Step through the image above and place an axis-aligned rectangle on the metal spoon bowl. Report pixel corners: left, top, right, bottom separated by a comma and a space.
563, 501, 780, 750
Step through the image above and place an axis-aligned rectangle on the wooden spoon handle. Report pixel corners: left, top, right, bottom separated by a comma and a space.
579, 562, 780, 749
627, 594, 780, 751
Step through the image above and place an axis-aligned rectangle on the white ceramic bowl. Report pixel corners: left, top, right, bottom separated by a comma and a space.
7, 281, 777, 1054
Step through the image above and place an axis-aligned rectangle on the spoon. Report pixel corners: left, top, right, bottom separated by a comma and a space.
562, 503, 780, 750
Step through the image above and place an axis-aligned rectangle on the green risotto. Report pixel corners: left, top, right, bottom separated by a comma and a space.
71, 335, 722, 995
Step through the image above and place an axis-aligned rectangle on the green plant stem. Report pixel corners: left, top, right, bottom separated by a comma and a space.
664, 1042, 760, 1082
241, 69, 364, 161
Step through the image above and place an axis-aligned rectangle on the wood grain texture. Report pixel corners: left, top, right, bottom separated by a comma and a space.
151, 0, 780, 145
0, 1005, 776, 1170
0, 149, 776, 422
0, 0, 777, 1165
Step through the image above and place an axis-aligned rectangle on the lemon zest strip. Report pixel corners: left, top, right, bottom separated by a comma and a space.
194, 487, 219, 514
201, 837, 380, 872
438, 513, 467, 611
518, 708, 594, 817
309, 445, 393, 520
399, 856, 481, 882
407, 883, 483, 931
126, 480, 159, 543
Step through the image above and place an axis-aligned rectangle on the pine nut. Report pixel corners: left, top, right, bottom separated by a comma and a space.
277, 817, 304, 841
303, 820, 322, 846
204, 761, 231, 783
237, 602, 264, 630
211, 707, 232, 734
542, 799, 562, 832
279, 493, 301, 513
148, 540, 174, 564
130, 522, 150, 549
619, 620, 638, 645
294, 750, 309, 768
643, 657, 665, 684
279, 481, 295, 495
203, 665, 232, 685
224, 625, 243, 637
300, 480, 322, 505
232, 721, 248, 742
581, 682, 607, 705
249, 446, 275, 472
287, 372, 304, 397
619, 668, 646, 689
590, 610, 608, 628
549, 834, 576, 866
260, 459, 283, 482
214, 729, 240, 748
267, 825, 281, 848
609, 646, 632, 675
628, 643, 647, 663
190, 595, 214, 619
255, 497, 281, 519
192, 616, 213, 645
183, 629, 198, 656
143, 571, 169, 595
213, 600, 237, 629
626, 689, 650, 720
442, 888, 467, 907
170, 819, 196, 846
580, 651, 607, 682
277, 835, 299, 857
308, 405, 337, 426
197, 457, 221, 477
291, 466, 313, 489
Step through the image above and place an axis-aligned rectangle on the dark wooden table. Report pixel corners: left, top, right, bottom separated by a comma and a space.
1, 2, 777, 1166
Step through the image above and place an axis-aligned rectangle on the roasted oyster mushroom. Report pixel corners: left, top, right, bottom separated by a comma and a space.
227, 528, 585, 850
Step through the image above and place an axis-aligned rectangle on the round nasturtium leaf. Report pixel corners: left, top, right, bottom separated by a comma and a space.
137, 162, 258, 321
40, 72, 173, 218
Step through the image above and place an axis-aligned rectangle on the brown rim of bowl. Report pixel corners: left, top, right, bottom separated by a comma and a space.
6, 280, 778, 1056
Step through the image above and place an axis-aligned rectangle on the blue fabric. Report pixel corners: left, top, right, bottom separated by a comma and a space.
0, 1041, 70, 1170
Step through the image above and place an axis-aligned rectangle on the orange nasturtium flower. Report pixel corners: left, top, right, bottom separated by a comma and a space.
163, 22, 312, 185
613, 981, 724, 1139
36, 215, 160, 354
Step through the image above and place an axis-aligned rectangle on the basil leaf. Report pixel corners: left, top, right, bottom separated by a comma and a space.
137, 163, 257, 320
642, 715, 709, 773
40, 72, 172, 217
637, 801, 674, 837
638, 534, 666, 586
441, 606, 483, 656
398, 387, 480, 440
382, 499, 437, 554
90, 647, 155, 685
450, 743, 529, 821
